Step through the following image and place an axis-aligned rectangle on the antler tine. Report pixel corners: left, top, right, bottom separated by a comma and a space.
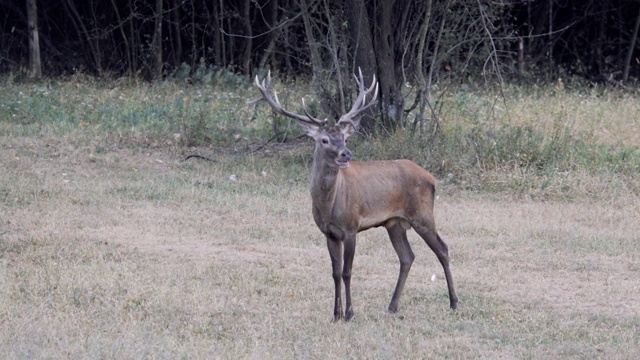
338, 68, 379, 125
247, 73, 268, 105
302, 98, 326, 124
249, 70, 326, 126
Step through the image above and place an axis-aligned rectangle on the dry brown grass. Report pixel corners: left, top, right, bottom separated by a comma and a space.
444, 83, 640, 147
1, 128, 639, 359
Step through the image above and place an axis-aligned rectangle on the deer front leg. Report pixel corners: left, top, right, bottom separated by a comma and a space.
326, 235, 343, 321
342, 234, 357, 321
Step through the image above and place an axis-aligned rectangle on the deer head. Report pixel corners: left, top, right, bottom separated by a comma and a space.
249, 69, 377, 169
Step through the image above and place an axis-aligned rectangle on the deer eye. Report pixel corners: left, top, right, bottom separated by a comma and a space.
321, 137, 329, 144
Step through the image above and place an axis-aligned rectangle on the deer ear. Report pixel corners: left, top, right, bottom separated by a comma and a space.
341, 119, 359, 139
297, 121, 321, 138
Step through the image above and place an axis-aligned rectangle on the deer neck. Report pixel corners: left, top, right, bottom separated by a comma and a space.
309, 150, 344, 225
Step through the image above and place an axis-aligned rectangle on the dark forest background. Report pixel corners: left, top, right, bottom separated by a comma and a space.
2, 0, 639, 129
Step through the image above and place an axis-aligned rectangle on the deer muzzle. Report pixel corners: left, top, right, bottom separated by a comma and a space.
336, 149, 351, 168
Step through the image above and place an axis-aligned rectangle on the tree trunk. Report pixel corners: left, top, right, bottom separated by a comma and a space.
258, 0, 278, 70
242, 0, 253, 74
518, 37, 525, 77
415, 0, 433, 136
300, 0, 330, 116
596, 2, 606, 75
547, 0, 553, 80
344, 0, 377, 131
375, 0, 402, 130
623, 5, 640, 83
190, 0, 198, 69
323, 0, 346, 116
152, 0, 164, 79
171, 0, 183, 68
27, 0, 42, 78
219, 0, 227, 67
110, 0, 132, 76
128, 0, 139, 74
300, 0, 323, 76
211, 0, 222, 66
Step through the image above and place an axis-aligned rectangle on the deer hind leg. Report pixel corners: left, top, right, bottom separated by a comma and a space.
326, 235, 344, 321
386, 221, 415, 313
411, 220, 459, 310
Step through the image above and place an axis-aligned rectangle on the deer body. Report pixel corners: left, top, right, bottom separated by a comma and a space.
311, 159, 435, 234
251, 71, 458, 321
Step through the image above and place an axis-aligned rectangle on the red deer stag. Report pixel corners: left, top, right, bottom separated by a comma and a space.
250, 70, 458, 321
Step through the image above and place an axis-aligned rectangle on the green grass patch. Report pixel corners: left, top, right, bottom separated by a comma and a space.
1, 74, 638, 200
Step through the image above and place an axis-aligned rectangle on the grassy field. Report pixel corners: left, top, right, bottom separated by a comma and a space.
1, 75, 639, 358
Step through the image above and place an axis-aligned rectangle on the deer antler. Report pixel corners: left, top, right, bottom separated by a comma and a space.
249, 71, 327, 126
337, 67, 379, 126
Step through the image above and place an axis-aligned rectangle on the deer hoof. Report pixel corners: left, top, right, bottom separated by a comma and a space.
345, 311, 355, 322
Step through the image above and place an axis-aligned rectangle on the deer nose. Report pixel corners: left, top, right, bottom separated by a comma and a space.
340, 149, 352, 161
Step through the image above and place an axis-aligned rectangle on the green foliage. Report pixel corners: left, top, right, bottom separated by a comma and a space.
169, 62, 252, 89
1, 74, 637, 199
0, 70, 270, 147
353, 120, 639, 178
